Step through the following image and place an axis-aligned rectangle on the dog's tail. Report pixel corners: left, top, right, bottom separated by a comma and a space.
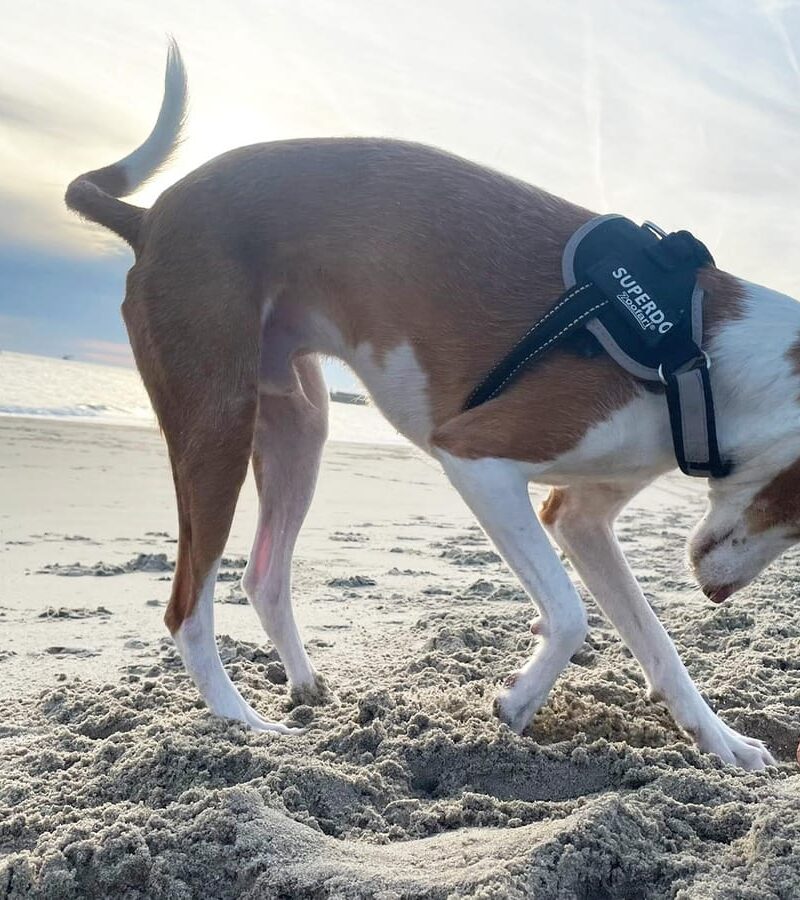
65, 39, 188, 251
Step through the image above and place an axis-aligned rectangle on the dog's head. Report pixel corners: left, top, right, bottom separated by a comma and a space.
689, 452, 800, 601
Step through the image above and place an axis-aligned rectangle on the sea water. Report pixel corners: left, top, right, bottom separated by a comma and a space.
0, 352, 406, 446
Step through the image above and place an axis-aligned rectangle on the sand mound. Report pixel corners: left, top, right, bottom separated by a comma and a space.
38, 554, 175, 577
2, 591, 799, 898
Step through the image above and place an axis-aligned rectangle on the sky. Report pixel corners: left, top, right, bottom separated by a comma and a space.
1, 0, 799, 389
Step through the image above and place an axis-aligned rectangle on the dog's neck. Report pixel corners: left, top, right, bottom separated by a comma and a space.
710, 277, 800, 483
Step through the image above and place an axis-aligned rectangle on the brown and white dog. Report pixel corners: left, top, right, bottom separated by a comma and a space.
67, 44, 800, 770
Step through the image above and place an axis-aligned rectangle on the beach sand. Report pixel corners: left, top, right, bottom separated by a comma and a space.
1, 416, 799, 898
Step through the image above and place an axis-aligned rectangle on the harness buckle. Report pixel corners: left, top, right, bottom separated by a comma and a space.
658, 350, 711, 386
642, 220, 668, 239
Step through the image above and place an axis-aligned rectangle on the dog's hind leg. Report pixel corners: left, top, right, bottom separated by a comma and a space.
123, 274, 296, 733
542, 481, 775, 770
435, 451, 588, 734
164, 407, 297, 731
243, 354, 330, 705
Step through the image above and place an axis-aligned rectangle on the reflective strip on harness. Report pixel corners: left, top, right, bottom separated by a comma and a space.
464, 215, 733, 479
464, 283, 610, 409
664, 359, 730, 478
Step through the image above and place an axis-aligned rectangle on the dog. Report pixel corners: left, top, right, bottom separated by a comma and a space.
66, 43, 800, 770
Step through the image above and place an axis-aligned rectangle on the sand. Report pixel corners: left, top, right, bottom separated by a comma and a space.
1, 417, 799, 898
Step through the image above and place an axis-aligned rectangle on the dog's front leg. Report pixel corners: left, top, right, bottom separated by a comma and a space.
436, 452, 588, 733
542, 482, 775, 770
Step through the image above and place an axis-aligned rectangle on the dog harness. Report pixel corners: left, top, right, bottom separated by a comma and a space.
464, 214, 732, 478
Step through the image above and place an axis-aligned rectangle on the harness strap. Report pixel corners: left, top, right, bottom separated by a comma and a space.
662, 353, 731, 478
464, 283, 610, 409
463, 217, 733, 480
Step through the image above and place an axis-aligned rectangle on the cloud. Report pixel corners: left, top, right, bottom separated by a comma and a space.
0, 92, 40, 129
0, 0, 798, 379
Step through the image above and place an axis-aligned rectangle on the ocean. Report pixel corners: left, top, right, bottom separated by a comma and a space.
0, 351, 406, 446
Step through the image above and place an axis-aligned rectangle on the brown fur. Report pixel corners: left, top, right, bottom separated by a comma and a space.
65, 162, 144, 247
743, 329, 800, 536
539, 488, 566, 527
74, 138, 750, 629
746, 457, 800, 536
122, 245, 259, 634
698, 265, 748, 335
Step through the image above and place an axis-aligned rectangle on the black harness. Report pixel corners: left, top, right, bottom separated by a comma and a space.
464, 214, 732, 478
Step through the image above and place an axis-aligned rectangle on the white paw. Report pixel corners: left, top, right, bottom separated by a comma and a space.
240, 708, 303, 735
209, 696, 302, 735
690, 715, 775, 771
289, 672, 333, 707
492, 673, 546, 734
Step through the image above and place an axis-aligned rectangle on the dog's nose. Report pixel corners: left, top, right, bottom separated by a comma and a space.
702, 583, 735, 604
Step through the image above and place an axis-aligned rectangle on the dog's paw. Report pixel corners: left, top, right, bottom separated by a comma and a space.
690, 715, 775, 771
221, 701, 302, 735
243, 715, 304, 736
288, 672, 334, 708
493, 678, 539, 735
